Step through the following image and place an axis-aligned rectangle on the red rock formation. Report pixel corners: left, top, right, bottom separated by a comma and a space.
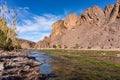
64, 13, 80, 30
35, 0, 120, 49
80, 6, 105, 26
35, 36, 50, 49
104, 5, 114, 19
109, 0, 120, 22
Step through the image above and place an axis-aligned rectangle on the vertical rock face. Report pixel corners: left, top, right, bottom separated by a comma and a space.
117, 0, 120, 18
49, 20, 67, 46
35, 36, 50, 49
104, 5, 114, 19
109, 0, 120, 22
35, 0, 120, 49
50, 20, 66, 41
64, 13, 80, 30
80, 6, 105, 26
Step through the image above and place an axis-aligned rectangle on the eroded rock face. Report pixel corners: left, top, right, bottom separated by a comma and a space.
35, 37, 50, 49
35, 0, 120, 49
80, 6, 105, 26
64, 13, 80, 30
47, 20, 68, 46
50, 20, 66, 41
109, 0, 120, 22
104, 5, 114, 19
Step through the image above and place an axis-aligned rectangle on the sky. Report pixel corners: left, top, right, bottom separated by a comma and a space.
0, 0, 116, 42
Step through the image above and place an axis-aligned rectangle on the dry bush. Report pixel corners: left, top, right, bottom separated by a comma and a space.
0, 2, 20, 50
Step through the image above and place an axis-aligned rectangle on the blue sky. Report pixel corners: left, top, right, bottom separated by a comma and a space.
0, 0, 116, 42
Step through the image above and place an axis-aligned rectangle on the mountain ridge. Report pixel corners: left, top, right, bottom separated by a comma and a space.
18, 38, 36, 49
35, 0, 120, 49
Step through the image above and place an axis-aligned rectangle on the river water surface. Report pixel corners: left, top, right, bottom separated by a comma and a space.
26, 50, 55, 80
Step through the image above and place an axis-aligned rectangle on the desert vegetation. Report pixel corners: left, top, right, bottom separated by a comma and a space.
0, 3, 20, 50
53, 44, 57, 48
41, 50, 120, 80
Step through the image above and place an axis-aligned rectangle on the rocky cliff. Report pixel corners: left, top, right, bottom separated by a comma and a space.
35, 0, 120, 49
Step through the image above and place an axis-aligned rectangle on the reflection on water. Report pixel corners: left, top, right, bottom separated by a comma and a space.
27, 50, 55, 80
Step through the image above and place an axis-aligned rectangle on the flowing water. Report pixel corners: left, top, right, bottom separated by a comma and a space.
26, 50, 55, 80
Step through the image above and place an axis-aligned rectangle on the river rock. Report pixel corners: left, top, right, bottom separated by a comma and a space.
0, 50, 41, 79
0, 63, 4, 71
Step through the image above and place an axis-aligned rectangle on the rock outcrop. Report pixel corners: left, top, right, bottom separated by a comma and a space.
0, 50, 41, 80
49, 20, 67, 46
80, 6, 105, 26
35, 36, 50, 49
0, 63, 4, 71
104, 5, 114, 19
64, 13, 80, 30
109, 0, 120, 22
35, 0, 120, 49
50, 20, 66, 41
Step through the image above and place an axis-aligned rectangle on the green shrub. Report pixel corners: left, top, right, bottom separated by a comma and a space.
53, 45, 57, 48
64, 45, 67, 49
0, 3, 21, 51
58, 44, 62, 48
88, 46, 91, 49
0, 30, 13, 50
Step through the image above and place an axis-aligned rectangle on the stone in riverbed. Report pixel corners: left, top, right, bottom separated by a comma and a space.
0, 63, 4, 71
33, 61, 41, 66
0, 63, 4, 76
0, 51, 42, 79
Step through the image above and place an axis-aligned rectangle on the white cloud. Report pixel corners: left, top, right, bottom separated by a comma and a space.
17, 9, 64, 42
0, 2, 64, 42
18, 31, 50, 42
24, 7, 29, 10
0, 3, 83, 42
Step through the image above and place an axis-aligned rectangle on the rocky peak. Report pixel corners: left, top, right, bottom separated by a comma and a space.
50, 20, 66, 41
79, 6, 105, 26
109, 0, 120, 22
35, 0, 120, 49
64, 13, 80, 30
104, 5, 114, 19
35, 36, 50, 49
117, 0, 120, 18
117, 0, 120, 3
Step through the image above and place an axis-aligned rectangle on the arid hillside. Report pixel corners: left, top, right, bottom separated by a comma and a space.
18, 38, 36, 49
35, 0, 120, 49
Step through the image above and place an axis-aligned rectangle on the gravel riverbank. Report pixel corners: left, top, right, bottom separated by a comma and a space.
0, 50, 42, 80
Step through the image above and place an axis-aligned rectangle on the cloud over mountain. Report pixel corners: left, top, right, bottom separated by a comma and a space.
17, 8, 64, 42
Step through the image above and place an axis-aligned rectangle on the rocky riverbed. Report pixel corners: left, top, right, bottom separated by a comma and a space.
0, 50, 42, 80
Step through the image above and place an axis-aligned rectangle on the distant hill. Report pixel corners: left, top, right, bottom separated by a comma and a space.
18, 38, 36, 49
35, 0, 120, 49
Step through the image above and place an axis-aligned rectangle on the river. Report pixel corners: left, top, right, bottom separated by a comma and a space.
26, 50, 55, 80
